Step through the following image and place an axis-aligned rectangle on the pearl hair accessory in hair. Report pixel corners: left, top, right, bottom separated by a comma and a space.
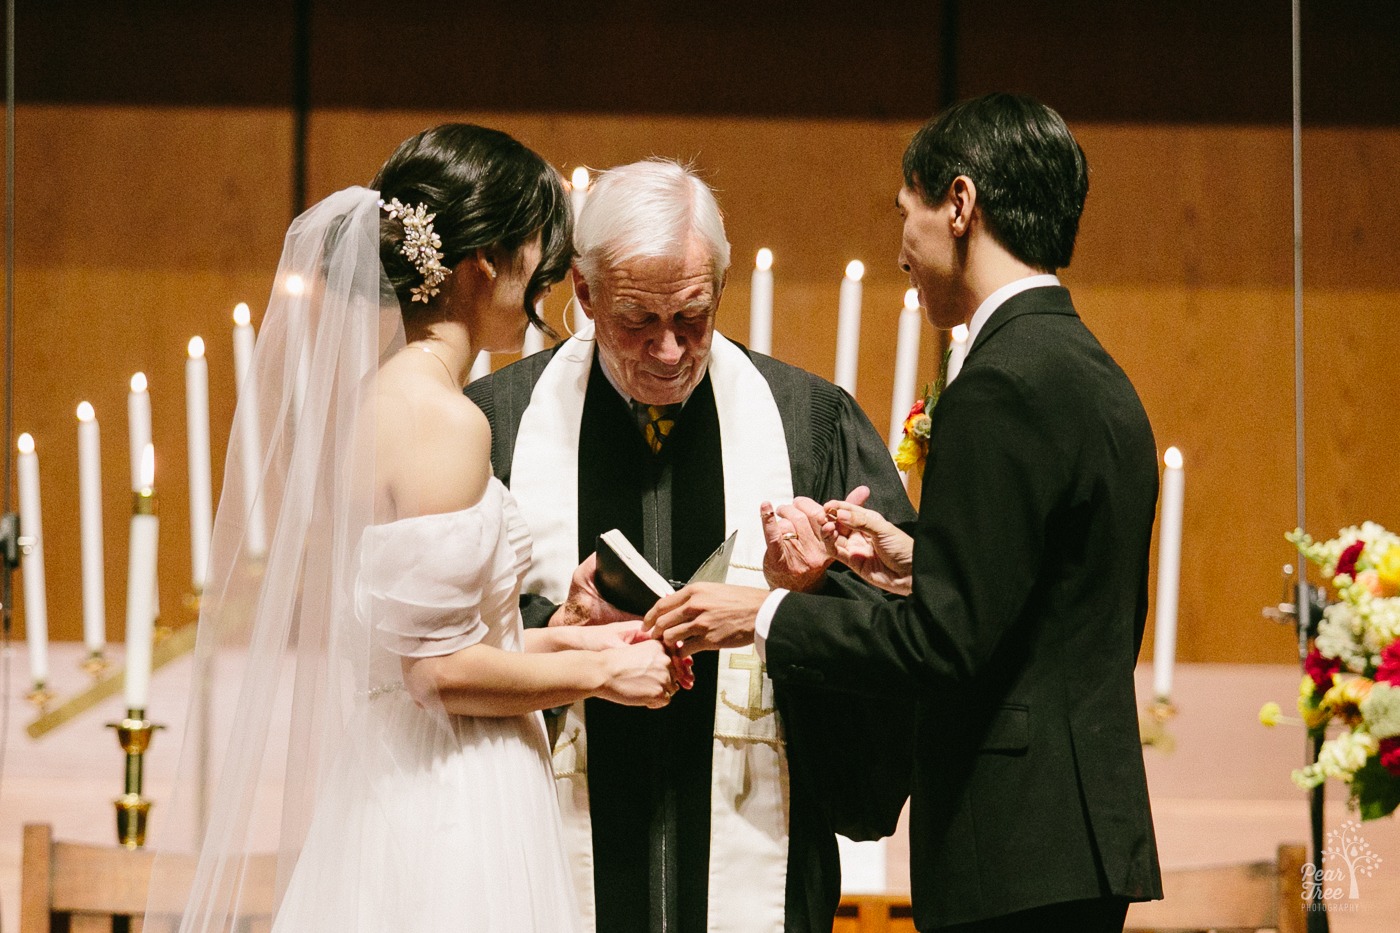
380, 197, 450, 302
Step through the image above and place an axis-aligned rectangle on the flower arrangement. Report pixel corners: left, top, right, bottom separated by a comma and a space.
1262, 522, 1400, 819
894, 382, 940, 473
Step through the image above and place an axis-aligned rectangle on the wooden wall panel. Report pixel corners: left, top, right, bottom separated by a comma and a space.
8, 105, 293, 655
10, 105, 1399, 671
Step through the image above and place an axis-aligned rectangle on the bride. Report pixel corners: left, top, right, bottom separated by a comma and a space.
149, 124, 685, 932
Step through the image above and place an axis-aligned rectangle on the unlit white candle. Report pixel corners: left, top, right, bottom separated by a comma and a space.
17, 433, 48, 685
834, 260, 865, 395
749, 248, 774, 356
1153, 446, 1185, 699
888, 288, 923, 453
523, 302, 546, 356
76, 403, 106, 654
186, 337, 213, 591
232, 303, 267, 557
125, 444, 158, 710
127, 372, 151, 493
945, 324, 970, 384
285, 276, 310, 421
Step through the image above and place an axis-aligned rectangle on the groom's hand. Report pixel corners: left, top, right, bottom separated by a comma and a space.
644, 583, 768, 657
550, 553, 641, 627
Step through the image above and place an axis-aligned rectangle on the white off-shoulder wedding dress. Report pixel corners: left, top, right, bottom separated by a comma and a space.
271, 478, 580, 931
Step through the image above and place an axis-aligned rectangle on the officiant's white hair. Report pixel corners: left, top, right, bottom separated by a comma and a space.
574, 158, 731, 289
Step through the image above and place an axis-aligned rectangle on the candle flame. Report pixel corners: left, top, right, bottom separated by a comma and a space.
77, 401, 95, 422
1164, 446, 1183, 470
233, 302, 251, 327
755, 248, 774, 272
188, 336, 205, 358
570, 166, 590, 192
130, 372, 148, 394
845, 260, 865, 282
903, 288, 920, 311
17, 432, 34, 454
285, 274, 306, 296
140, 443, 155, 490
951, 323, 970, 344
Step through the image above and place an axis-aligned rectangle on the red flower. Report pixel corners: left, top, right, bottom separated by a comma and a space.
1304, 647, 1342, 691
1380, 737, 1400, 777
1336, 540, 1365, 579
1376, 641, 1400, 686
909, 399, 925, 416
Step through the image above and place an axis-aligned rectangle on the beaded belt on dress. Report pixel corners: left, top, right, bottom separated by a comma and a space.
364, 682, 406, 701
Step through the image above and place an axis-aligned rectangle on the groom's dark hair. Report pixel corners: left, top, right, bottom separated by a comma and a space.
903, 93, 1088, 272
373, 123, 571, 333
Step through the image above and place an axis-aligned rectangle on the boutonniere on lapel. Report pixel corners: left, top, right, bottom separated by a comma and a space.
893, 381, 941, 473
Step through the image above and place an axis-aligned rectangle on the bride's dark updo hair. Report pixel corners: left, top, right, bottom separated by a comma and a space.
372, 123, 571, 334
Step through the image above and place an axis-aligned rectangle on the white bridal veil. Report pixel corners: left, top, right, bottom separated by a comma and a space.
145, 186, 408, 930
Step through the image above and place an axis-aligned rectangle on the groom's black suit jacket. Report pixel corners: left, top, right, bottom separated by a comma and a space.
766, 287, 1164, 929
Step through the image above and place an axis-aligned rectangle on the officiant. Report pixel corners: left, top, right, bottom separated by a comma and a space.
465, 158, 915, 933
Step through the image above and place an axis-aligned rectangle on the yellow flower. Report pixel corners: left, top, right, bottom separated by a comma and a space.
894, 435, 923, 472
1377, 544, 1400, 596
908, 412, 933, 439
1259, 701, 1282, 727
1322, 676, 1374, 727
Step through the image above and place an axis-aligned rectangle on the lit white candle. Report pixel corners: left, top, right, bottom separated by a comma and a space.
469, 351, 491, 383
569, 168, 591, 336
1153, 446, 1185, 699
888, 288, 924, 453
232, 303, 267, 557
186, 337, 213, 591
125, 443, 159, 711
127, 372, 152, 493
16, 433, 48, 686
834, 260, 865, 395
76, 403, 106, 654
945, 323, 970, 384
749, 248, 774, 355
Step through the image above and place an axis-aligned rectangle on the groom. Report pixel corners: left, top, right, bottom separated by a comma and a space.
466, 158, 914, 933
648, 94, 1164, 932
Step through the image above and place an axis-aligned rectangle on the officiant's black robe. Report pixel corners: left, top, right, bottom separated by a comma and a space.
467, 341, 915, 933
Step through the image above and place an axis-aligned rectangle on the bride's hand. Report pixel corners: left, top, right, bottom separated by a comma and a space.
823, 491, 915, 596
550, 553, 640, 627
597, 640, 685, 709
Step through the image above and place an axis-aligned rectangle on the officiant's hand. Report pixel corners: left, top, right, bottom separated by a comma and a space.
644, 583, 768, 657
761, 491, 865, 592
550, 553, 642, 627
823, 490, 914, 595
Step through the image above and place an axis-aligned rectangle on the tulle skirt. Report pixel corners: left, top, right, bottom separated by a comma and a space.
272, 689, 580, 932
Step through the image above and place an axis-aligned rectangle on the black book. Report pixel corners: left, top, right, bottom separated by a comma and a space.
594, 529, 738, 615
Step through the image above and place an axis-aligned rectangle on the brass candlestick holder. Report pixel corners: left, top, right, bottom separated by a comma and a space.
1138, 696, 1178, 752
81, 650, 112, 679
25, 681, 54, 709
108, 709, 163, 848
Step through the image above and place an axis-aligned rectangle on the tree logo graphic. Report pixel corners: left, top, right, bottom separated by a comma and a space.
1302, 820, 1383, 906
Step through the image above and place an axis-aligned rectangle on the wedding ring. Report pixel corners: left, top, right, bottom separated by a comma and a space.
780, 532, 799, 541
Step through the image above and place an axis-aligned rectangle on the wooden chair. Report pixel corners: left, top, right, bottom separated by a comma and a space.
834, 894, 917, 933
19, 822, 277, 933
1125, 842, 1308, 933
834, 844, 1307, 933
